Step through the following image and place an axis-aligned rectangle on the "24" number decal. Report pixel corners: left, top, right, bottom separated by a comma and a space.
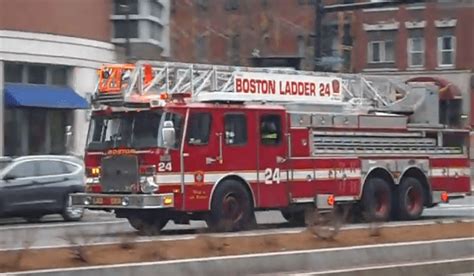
158, 162, 172, 172
264, 168, 280, 184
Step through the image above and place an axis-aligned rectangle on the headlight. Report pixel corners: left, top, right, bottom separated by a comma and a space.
140, 176, 159, 194
84, 196, 92, 205
122, 196, 130, 206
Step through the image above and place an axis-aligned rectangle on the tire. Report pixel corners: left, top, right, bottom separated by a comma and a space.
62, 193, 84, 222
24, 215, 43, 223
281, 210, 306, 226
207, 179, 255, 232
396, 177, 425, 220
127, 215, 169, 236
361, 177, 392, 222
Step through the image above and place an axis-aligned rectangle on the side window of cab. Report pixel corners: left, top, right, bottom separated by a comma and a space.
260, 114, 282, 145
187, 112, 212, 145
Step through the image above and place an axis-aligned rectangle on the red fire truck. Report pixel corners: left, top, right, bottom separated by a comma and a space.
71, 61, 471, 235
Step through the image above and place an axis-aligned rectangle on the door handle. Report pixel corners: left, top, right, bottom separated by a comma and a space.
206, 157, 217, 165
276, 156, 287, 164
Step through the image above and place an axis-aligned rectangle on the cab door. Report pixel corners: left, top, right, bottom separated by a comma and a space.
257, 111, 289, 208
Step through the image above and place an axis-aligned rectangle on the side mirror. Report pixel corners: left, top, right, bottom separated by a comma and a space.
4, 174, 15, 181
162, 120, 176, 148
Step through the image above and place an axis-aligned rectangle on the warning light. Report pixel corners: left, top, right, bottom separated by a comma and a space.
327, 194, 335, 206
441, 191, 449, 203
160, 93, 169, 100
90, 167, 101, 176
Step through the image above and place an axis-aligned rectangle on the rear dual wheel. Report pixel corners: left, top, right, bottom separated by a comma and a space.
361, 177, 392, 222
396, 177, 425, 220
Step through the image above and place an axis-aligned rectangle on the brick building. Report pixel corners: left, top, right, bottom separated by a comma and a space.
169, 0, 317, 69
0, 0, 116, 156
170, 0, 473, 187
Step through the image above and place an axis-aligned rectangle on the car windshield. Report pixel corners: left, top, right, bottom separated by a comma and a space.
0, 160, 12, 172
86, 110, 162, 150
157, 111, 184, 149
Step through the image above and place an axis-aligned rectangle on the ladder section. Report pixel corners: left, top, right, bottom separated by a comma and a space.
92, 60, 414, 112
311, 131, 463, 156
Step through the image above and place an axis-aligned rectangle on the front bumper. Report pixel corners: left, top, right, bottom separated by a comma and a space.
70, 193, 174, 209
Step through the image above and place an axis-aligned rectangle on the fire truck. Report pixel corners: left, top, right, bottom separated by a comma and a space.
71, 61, 471, 235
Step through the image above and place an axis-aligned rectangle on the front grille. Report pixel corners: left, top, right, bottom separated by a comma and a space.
100, 155, 139, 193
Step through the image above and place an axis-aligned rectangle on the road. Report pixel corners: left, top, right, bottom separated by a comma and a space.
0, 196, 472, 250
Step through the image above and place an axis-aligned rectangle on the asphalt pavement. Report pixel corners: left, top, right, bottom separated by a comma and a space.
0, 196, 472, 250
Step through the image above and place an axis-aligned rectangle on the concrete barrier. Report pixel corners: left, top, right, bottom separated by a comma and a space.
4, 237, 474, 276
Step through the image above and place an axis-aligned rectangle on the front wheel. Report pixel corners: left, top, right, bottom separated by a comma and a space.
207, 179, 255, 232
127, 215, 169, 235
396, 177, 425, 220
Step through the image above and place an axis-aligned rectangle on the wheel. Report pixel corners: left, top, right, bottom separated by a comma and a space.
24, 215, 43, 223
281, 210, 306, 226
62, 193, 84, 222
207, 179, 255, 232
361, 177, 392, 222
396, 177, 425, 220
127, 213, 169, 235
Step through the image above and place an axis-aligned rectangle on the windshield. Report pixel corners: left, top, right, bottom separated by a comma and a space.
157, 111, 184, 149
0, 160, 12, 171
86, 111, 162, 150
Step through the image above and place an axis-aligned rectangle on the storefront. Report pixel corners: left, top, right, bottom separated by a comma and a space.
0, 30, 116, 157
3, 83, 89, 156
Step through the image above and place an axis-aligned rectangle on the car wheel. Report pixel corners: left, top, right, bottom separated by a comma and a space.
24, 215, 43, 223
62, 193, 84, 222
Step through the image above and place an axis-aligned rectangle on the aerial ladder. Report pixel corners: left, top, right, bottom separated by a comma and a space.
93, 61, 467, 157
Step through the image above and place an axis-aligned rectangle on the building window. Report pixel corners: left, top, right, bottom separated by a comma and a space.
151, 0, 163, 18
5, 62, 69, 85
195, 35, 207, 61
28, 65, 47, 84
4, 63, 23, 83
151, 23, 163, 41
51, 67, 68, 86
113, 0, 139, 15
195, 0, 209, 11
113, 20, 139, 38
224, 114, 247, 145
368, 40, 394, 63
224, 0, 239, 10
438, 36, 455, 66
408, 37, 424, 67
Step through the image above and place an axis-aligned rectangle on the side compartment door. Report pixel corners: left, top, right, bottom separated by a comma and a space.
257, 111, 289, 208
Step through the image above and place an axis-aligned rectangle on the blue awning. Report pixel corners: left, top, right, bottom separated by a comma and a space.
4, 83, 89, 109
